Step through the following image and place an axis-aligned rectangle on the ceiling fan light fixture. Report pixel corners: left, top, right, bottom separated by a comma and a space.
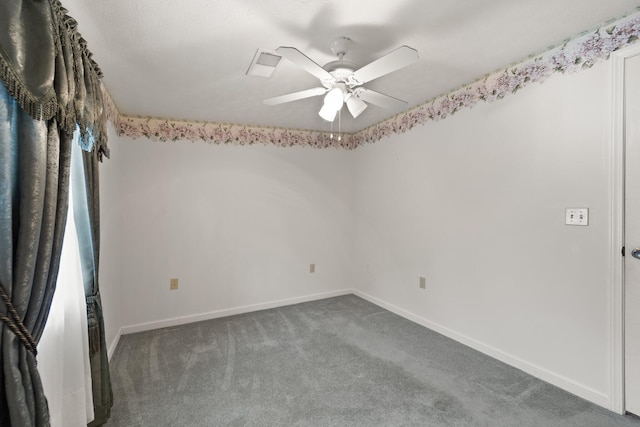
318, 103, 338, 122
324, 87, 344, 110
319, 87, 344, 122
346, 96, 367, 118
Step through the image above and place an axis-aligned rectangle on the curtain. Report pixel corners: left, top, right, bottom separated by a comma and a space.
0, 1, 111, 425
73, 139, 112, 426
0, 80, 72, 426
39, 135, 95, 426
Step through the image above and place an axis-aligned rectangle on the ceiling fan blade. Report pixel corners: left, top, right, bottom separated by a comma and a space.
356, 88, 407, 109
263, 87, 327, 106
276, 47, 334, 81
350, 46, 418, 85
346, 96, 368, 118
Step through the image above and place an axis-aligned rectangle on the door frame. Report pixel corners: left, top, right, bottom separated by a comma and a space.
611, 42, 640, 414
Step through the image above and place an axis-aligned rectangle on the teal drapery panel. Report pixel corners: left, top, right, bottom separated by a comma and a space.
72, 144, 112, 426
0, 1, 111, 425
0, 80, 72, 426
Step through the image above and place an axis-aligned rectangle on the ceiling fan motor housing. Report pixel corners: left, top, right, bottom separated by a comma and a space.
322, 65, 358, 87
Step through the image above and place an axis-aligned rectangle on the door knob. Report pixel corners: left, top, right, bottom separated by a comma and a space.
632, 248, 640, 259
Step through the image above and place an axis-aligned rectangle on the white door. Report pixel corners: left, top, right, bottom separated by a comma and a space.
625, 52, 640, 416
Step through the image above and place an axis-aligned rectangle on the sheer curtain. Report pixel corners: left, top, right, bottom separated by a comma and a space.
38, 133, 95, 427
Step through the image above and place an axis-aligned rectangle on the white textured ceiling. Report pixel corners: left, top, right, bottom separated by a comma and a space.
63, 0, 639, 133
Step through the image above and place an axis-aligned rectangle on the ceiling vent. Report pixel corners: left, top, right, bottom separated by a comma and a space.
246, 50, 282, 78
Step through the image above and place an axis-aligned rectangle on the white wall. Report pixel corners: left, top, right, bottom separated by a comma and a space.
100, 137, 354, 335
99, 124, 125, 357
100, 60, 619, 408
353, 61, 614, 406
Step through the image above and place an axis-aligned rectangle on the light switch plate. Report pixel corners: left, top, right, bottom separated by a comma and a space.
565, 208, 589, 226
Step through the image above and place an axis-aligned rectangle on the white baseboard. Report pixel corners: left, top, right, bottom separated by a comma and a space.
120, 289, 353, 336
107, 328, 122, 361
352, 289, 611, 409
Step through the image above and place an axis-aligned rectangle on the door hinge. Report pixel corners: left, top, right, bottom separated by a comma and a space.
623, 246, 626, 256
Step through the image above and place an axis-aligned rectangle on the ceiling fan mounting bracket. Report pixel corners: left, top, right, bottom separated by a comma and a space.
330, 36, 353, 58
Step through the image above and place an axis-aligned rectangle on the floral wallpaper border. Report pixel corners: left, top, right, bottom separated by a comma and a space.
109, 10, 640, 150
116, 115, 356, 149
353, 9, 640, 146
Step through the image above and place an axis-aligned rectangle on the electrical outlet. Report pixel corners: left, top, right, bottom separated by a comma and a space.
565, 208, 589, 226
170, 278, 179, 290
419, 277, 426, 289
310, 264, 315, 273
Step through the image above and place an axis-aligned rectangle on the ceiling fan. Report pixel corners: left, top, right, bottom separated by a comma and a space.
263, 37, 419, 122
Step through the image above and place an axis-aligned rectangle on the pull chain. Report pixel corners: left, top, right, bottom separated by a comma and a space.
338, 107, 342, 142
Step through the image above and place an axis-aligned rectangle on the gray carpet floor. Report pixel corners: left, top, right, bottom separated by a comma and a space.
105, 295, 640, 426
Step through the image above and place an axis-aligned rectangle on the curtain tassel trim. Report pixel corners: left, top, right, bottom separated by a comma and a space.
0, 58, 57, 122
0, 284, 38, 356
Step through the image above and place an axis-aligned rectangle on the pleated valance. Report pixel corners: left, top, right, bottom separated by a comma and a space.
0, 0, 109, 159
